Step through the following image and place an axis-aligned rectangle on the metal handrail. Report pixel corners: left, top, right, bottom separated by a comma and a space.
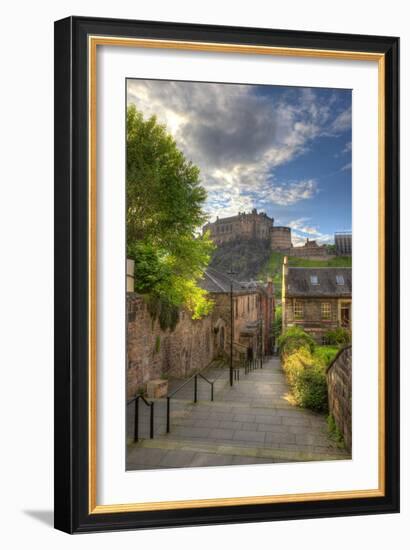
127, 394, 154, 442
166, 371, 214, 433
243, 354, 264, 375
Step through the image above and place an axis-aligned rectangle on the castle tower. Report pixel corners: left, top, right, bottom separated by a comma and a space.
270, 226, 292, 251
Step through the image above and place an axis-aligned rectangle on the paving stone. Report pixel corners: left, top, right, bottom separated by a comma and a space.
173, 426, 211, 438
281, 416, 312, 426
232, 430, 266, 443
265, 432, 296, 445
209, 428, 235, 439
254, 414, 283, 425
127, 446, 167, 466
158, 450, 196, 467
295, 433, 331, 446
231, 456, 275, 465
218, 421, 243, 430
241, 422, 258, 431
257, 422, 286, 432
233, 414, 256, 423
189, 453, 235, 467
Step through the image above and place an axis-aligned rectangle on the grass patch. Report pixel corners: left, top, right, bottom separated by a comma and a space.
313, 345, 339, 367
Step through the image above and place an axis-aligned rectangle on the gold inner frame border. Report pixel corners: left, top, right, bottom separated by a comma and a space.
87, 36, 386, 514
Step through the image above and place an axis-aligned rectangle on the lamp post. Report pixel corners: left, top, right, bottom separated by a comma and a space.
227, 267, 238, 386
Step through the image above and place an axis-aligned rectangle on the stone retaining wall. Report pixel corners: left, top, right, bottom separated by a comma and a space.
327, 345, 352, 451
127, 293, 216, 399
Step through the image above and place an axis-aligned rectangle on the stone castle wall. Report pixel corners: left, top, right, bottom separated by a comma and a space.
327, 346, 352, 451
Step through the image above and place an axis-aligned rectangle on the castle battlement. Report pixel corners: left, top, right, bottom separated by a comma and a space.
202, 209, 274, 245
203, 209, 331, 258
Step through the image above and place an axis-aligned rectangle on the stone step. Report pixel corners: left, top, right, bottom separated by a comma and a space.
131, 436, 348, 464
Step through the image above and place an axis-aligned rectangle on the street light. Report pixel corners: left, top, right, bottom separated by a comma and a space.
227, 267, 238, 386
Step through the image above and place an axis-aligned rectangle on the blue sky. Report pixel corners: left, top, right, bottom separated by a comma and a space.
127, 80, 351, 245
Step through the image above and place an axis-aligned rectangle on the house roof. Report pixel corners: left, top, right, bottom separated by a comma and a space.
199, 267, 258, 294
285, 267, 352, 298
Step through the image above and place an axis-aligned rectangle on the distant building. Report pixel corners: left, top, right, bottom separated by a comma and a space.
290, 238, 328, 257
335, 232, 352, 256
271, 226, 292, 251
282, 257, 352, 342
203, 209, 331, 258
202, 208, 274, 245
199, 268, 275, 358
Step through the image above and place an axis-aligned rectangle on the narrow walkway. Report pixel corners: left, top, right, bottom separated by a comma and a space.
127, 357, 350, 470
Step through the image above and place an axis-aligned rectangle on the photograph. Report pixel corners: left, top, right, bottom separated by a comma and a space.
125, 79, 353, 471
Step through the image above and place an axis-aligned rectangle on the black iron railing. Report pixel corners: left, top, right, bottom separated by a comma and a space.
127, 394, 154, 442
166, 372, 214, 433
244, 354, 264, 374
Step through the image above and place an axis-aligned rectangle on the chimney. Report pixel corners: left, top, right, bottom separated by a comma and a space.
283, 255, 288, 276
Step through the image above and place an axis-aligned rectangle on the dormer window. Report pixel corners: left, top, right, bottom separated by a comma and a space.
336, 275, 345, 285
310, 275, 319, 285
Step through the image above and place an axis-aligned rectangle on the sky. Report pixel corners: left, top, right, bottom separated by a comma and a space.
127, 79, 352, 246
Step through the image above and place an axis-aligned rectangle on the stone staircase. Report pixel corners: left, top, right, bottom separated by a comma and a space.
127, 357, 350, 469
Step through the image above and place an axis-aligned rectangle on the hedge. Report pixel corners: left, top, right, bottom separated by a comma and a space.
282, 348, 328, 412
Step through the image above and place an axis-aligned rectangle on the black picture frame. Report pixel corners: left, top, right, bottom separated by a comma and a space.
54, 15, 400, 534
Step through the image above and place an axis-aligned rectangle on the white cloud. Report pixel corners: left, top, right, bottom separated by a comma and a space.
343, 141, 352, 153
341, 162, 352, 172
127, 80, 350, 219
330, 107, 352, 134
288, 218, 333, 246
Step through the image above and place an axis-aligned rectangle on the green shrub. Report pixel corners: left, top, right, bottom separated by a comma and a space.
313, 345, 339, 367
282, 349, 328, 413
324, 327, 351, 346
296, 363, 328, 412
277, 326, 316, 357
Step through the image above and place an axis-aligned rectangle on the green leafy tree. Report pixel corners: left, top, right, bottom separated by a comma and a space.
127, 105, 214, 327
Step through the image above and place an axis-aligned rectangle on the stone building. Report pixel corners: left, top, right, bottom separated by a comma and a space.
127, 266, 275, 398
202, 208, 273, 245
271, 226, 292, 250
199, 268, 275, 363
202, 209, 333, 258
281, 257, 352, 342
289, 238, 328, 258
335, 232, 352, 256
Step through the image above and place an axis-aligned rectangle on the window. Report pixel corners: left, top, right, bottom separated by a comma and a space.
294, 300, 304, 320
336, 275, 345, 285
321, 302, 331, 320
310, 275, 319, 285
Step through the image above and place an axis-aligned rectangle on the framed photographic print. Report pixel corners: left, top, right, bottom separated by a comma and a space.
54, 16, 400, 533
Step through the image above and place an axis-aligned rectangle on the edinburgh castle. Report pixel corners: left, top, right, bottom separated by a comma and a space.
202, 208, 329, 258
